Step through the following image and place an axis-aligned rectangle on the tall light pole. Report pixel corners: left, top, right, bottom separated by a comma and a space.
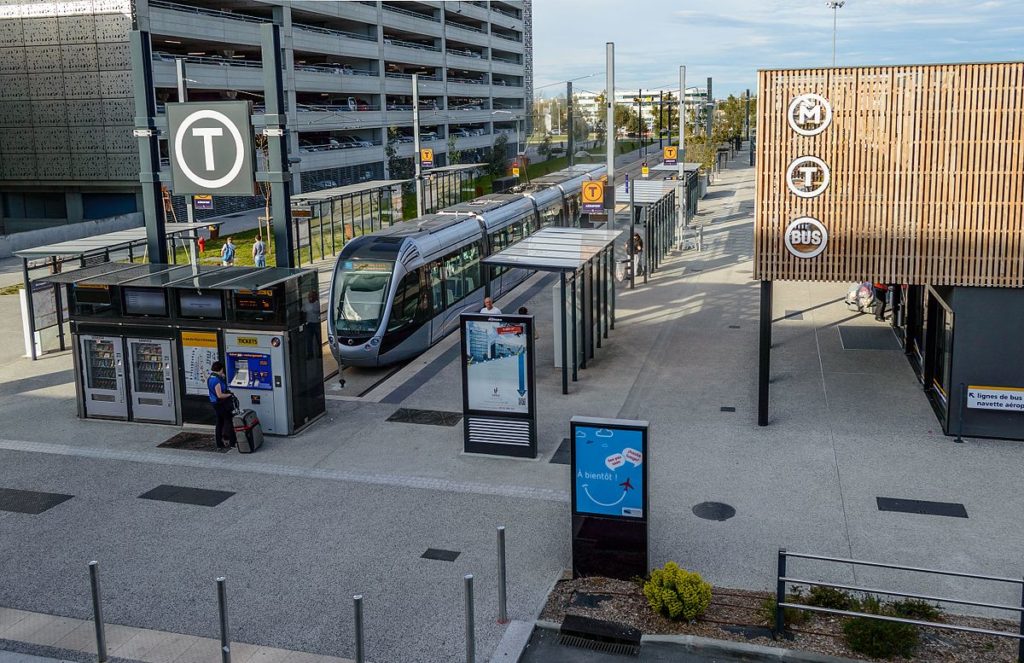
827, 1, 845, 67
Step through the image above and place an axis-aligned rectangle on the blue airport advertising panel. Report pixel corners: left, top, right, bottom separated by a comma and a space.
571, 417, 648, 520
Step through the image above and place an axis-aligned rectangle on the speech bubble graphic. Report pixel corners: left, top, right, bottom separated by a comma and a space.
605, 454, 625, 471
622, 447, 643, 466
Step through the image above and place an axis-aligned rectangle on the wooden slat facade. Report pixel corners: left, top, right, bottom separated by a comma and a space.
754, 63, 1024, 286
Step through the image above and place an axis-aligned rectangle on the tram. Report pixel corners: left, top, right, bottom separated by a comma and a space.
327, 164, 606, 368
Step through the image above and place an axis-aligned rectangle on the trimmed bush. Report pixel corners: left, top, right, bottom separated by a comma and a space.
642, 562, 712, 621
757, 595, 809, 628
890, 598, 943, 621
842, 596, 919, 659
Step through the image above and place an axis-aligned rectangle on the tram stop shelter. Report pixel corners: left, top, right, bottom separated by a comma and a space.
15, 221, 225, 360
613, 180, 678, 287
483, 227, 622, 395
288, 179, 408, 266
652, 161, 702, 222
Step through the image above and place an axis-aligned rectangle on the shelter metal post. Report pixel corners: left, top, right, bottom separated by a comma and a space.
261, 23, 295, 268
23, 258, 36, 360
55, 282, 65, 351
608, 249, 615, 330
758, 280, 772, 426
571, 272, 578, 382
130, 30, 168, 263
560, 272, 568, 394
629, 183, 636, 290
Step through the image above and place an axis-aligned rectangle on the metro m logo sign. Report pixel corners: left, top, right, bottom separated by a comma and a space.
787, 93, 832, 136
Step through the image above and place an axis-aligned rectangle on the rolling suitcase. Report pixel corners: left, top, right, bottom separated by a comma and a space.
232, 409, 264, 453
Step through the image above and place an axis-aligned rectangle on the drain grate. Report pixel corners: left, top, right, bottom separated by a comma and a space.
0, 488, 73, 515
559, 615, 640, 657
421, 548, 460, 562
877, 497, 967, 518
139, 485, 235, 507
720, 406, 736, 413
692, 501, 737, 521
159, 432, 229, 453
386, 408, 462, 427
838, 325, 900, 351
549, 438, 570, 465
728, 325, 741, 329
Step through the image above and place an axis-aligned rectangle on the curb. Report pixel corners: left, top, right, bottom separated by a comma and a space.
525, 622, 861, 663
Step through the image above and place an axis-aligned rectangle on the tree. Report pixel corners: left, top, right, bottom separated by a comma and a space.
386, 127, 414, 196
486, 133, 510, 178
447, 132, 462, 166
537, 133, 552, 160
614, 103, 639, 137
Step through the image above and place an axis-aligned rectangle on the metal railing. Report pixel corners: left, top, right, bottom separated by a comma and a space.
448, 77, 488, 85
491, 31, 522, 42
446, 49, 486, 60
297, 63, 376, 76
149, 0, 265, 24
775, 549, 1024, 662
385, 72, 440, 81
382, 3, 439, 22
383, 37, 441, 52
152, 52, 261, 69
446, 21, 487, 34
491, 55, 521, 65
491, 6, 520, 19
294, 22, 377, 42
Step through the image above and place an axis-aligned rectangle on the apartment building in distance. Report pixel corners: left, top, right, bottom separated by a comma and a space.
0, 0, 531, 242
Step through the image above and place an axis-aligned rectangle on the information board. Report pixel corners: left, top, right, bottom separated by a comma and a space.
460, 313, 537, 458
181, 330, 219, 396
572, 420, 646, 519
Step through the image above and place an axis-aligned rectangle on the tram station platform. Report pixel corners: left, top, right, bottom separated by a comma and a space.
1, 146, 1022, 663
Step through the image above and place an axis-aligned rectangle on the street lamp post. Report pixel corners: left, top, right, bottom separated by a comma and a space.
827, 1, 846, 67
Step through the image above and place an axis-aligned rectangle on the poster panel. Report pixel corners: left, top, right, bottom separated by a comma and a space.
181, 330, 219, 396
465, 318, 530, 414
571, 417, 648, 520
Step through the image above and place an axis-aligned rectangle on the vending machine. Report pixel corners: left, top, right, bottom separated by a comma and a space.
126, 337, 178, 424
77, 334, 127, 420
224, 330, 289, 435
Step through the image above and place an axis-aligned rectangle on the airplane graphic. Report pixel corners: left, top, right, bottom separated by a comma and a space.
619, 478, 634, 491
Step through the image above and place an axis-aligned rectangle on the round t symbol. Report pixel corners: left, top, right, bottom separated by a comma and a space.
174, 109, 245, 189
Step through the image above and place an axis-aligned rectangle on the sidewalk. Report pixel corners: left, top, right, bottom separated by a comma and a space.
0, 607, 352, 663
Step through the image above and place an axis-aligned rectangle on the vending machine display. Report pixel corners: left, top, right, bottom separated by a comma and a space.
127, 338, 177, 423
224, 331, 288, 434
227, 352, 273, 391
79, 335, 127, 419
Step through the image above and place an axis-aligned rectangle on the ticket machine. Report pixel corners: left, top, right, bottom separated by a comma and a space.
224, 330, 290, 435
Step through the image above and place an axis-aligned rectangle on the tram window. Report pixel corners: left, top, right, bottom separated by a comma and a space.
540, 204, 561, 228
490, 230, 507, 276
444, 250, 465, 304
428, 260, 445, 313
463, 243, 480, 293
387, 269, 430, 332
510, 222, 524, 243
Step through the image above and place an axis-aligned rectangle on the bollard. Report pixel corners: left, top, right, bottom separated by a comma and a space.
775, 550, 787, 639
353, 595, 365, 663
1017, 579, 1023, 663
464, 574, 475, 663
88, 561, 108, 663
496, 527, 508, 624
216, 577, 231, 663
955, 383, 966, 443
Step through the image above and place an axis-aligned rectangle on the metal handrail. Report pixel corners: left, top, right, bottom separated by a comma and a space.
778, 604, 1024, 641
447, 49, 485, 60
152, 52, 261, 68
782, 576, 1024, 613
775, 549, 1024, 662
382, 4, 439, 21
149, 0, 264, 24
784, 551, 1024, 585
384, 37, 441, 52
448, 77, 488, 85
491, 31, 522, 42
294, 23, 377, 42
491, 56, 521, 65
385, 72, 440, 80
297, 64, 376, 76
491, 6, 520, 19
446, 21, 487, 34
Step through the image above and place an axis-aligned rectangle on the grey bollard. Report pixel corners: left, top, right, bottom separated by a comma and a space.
88, 561, 108, 662
464, 574, 475, 663
216, 577, 231, 663
497, 527, 508, 624
353, 595, 365, 663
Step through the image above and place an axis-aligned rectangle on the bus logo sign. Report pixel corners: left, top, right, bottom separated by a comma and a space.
784, 217, 828, 259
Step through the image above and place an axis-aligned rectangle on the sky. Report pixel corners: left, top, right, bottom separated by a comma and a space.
531, 0, 1024, 98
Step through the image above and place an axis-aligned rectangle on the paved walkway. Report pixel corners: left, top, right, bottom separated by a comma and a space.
2, 145, 1022, 662
0, 607, 352, 663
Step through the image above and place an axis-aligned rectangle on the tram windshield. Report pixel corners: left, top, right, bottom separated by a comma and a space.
333, 260, 394, 334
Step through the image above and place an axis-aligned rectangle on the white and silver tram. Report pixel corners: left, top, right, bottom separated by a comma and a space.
327, 164, 606, 368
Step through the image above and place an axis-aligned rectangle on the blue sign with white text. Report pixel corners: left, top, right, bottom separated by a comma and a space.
573, 425, 644, 518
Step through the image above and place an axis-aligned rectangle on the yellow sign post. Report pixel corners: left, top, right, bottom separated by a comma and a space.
420, 148, 434, 169
641, 163, 650, 178
663, 145, 678, 165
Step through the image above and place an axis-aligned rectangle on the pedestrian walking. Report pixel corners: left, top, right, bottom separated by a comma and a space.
207, 361, 237, 449
632, 232, 645, 276
252, 234, 266, 268
481, 296, 502, 315
220, 237, 236, 266
872, 282, 890, 321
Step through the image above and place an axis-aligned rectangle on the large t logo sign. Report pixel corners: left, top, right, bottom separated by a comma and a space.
192, 127, 224, 170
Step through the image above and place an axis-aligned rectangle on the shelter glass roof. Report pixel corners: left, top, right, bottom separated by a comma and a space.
483, 228, 622, 272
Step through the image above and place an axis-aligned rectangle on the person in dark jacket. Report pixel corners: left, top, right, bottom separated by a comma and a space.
872, 282, 890, 322
207, 361, 237, 449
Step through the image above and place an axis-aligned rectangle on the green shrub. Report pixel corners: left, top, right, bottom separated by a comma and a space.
842, 596, 919, 659
757, 595, 809, 628
806, 585, 858, 611
890, 598, 943, 621
642, 562, 712, 621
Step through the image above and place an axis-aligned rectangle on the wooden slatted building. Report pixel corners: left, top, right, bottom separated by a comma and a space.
753, 62, 1024, 442
755, 62, 1024, 286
